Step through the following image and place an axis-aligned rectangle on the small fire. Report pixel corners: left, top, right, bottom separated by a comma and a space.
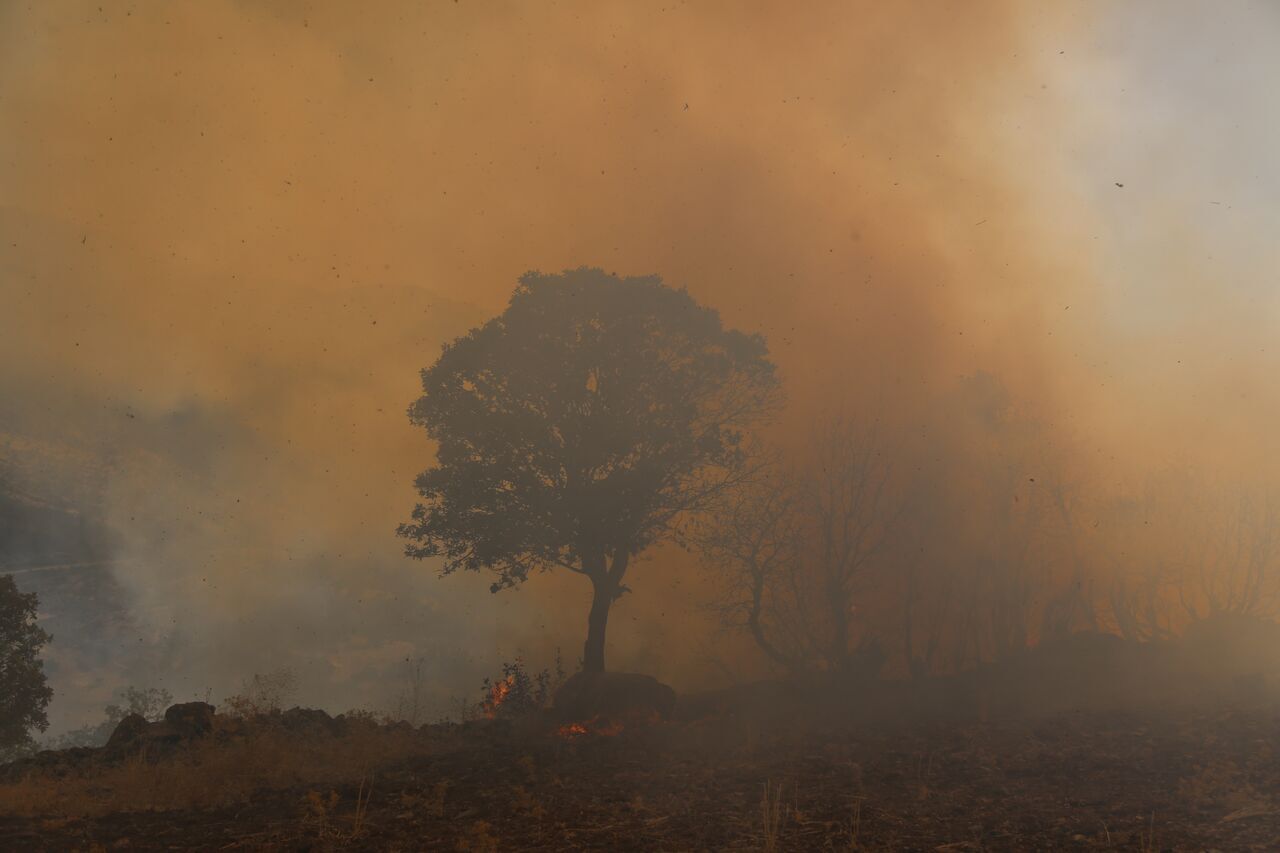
557, 721, 589, 738
555, 716, 626, 740
481, 675, 516, 719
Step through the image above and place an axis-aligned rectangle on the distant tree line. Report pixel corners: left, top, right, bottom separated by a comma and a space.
401, 268, 1280, 683
699, 373, 1280, 678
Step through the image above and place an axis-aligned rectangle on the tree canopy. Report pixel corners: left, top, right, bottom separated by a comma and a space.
0, 573, 52, 756
400, 267, 779, 671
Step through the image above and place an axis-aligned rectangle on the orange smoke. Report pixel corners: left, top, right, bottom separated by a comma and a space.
2, 0, 1276, 725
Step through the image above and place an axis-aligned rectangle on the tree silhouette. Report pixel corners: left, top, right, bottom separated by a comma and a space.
0, 574, 52, 757
697, 416, 905, 676
400, 268, 778, 672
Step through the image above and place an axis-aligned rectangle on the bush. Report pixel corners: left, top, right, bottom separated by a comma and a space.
479, 654, 564, 719
0, 575, 52, 760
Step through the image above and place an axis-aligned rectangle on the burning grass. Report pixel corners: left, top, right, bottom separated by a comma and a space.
555, 712, 654, 741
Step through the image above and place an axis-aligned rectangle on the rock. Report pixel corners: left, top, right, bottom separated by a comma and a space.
163, 702, 216, 739
278, 707, 340, 735
104, 713, 149, 752
97, 703, 218, 761
553, 671, 677, 721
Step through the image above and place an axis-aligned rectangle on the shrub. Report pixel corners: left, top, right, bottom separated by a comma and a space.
479, 654, 564, 719
0, 575, 52, 760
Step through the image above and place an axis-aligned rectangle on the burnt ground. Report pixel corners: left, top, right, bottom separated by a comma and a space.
4, 697, 1280, 852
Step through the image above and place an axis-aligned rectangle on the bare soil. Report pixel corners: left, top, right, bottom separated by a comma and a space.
4, 696, 1280, 851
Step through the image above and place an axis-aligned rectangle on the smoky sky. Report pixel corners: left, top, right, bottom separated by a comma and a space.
2, 1, 1277, 728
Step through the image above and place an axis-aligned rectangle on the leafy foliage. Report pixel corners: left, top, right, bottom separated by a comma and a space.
400, 268, 779, 670
0, 574, 52, 758
401, 267, 778, 585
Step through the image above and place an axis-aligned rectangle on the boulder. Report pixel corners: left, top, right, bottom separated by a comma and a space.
163, 702, 216, 739
278, 706, 342, 736
104, 713, 149, 752
96, 702, 218, 760
553, 671, 677, 721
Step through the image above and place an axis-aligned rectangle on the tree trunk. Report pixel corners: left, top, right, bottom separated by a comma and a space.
828, 578, 851, 672
747, 576, 795, 673
582, 577, 613, 673
580, 550, 628, 674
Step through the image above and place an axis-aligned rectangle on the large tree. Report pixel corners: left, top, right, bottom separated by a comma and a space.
0, 573, 53, 757
399, 268, 779, 673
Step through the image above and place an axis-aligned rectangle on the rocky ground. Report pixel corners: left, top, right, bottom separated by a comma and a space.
2, 686, 1280, 851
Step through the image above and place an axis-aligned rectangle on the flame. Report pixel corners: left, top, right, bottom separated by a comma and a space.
557, 721, 590, 738
555, 716, 627, 740
481, 675, 516, 719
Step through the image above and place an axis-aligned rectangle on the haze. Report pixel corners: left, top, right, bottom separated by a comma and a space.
2, 0, 1277, 734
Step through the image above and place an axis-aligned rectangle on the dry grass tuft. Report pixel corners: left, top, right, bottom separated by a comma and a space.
848, 795, 865, 850
760, 779, 786, 852
0, 716, 430, 819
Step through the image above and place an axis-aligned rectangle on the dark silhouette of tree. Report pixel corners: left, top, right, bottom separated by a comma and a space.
697, 416, 905, 676
0, 573, 52, 756
399, 268, 779, 673
1102, 473, 1280, 640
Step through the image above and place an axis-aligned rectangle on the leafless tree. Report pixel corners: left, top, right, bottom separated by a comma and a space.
698, 416, 907, 675
922, 376, 1092, 669
1096, 488, 1182, 642
696, 463, 809, 673
1099, 473, 1280, 641
1180, 488, 1280, 621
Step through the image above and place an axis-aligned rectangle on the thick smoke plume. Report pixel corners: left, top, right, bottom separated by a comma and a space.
1, 1, 1277, 729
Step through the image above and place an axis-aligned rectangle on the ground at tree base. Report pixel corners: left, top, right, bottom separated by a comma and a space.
3, 692, 1280, 852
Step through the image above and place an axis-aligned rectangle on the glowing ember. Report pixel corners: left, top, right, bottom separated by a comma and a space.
555, 716, 627, 739
481, 675, 516, 719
